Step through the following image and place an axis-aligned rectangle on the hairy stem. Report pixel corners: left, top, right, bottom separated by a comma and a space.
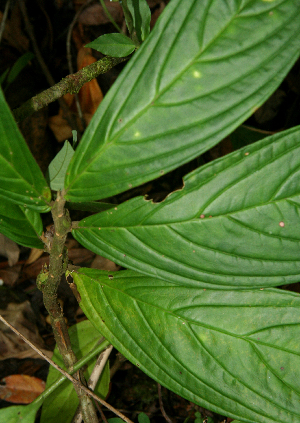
13, 55, 128, 122
37, 191, 98, 423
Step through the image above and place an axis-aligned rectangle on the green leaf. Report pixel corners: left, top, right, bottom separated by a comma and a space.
127, 0, 151, 42
194, 412, 202, 423
41, 320, 109, 423
0, 201, 44, 249
138, 413, 151, 423
46, 141, 74, 191
0, 339, 111, 423
65, 0, 300, 203
0, 89, 51, 211
0, 68, 10, 86
6, 52, 35, 86
85, 33, 136, 57
73, 126, 300, 289
0, 402, 41, 423
74, 268, 300, 423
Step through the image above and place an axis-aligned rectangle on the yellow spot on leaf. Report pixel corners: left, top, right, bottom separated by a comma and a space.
193, 70, 201, 78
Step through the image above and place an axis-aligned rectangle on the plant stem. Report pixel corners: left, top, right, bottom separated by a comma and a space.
99, 0, 123, 33
13, 55, 128, 122
37, 191, 98, 423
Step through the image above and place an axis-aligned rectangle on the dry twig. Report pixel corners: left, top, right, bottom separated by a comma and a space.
0, 313, 134, 423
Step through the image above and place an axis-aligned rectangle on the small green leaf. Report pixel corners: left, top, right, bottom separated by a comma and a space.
46, 141, 74, 191
41, 320, 108, 423
127, 0, 151, 42
138, 413, 151, 423
73, 126, 300, 289
0, 89, 51, 211
0, 68, 9, 85
71, 130, 78, 148
74, 268, 300, 423
0, 202, 43, 249
6, 52, 35, 86
85, 33, 135, 57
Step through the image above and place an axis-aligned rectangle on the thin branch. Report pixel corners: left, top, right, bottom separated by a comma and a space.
110, 352, 127, 379
17, 0, 79, 131
99, 0, 123, 33
0, 313, 134, 423
66, 0, 94, 130
158, 383, 174, 423
0, 313, 67, 373
73, 345, 114, 423
67, 0, 94, 75
13, 55, 128, 122
98, 405, 109, 423
0, 0, 11, 44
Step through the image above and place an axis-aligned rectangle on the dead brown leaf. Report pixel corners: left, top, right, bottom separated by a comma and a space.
0, 374, 45, 404
0, 301, 51, 360
79, 1, 123, 26
0, 234, 20, 267
0, 4, 29, 52
0, 265, 22, 287
91, 255, 120, 271
49, 47, 103, 142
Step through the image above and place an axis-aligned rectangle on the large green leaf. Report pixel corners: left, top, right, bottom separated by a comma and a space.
74, 268, 300, 423
41, 320, 108, 423
65, 0, 300, 202
0, 201, 44, 249
0, 89, 51, 212
73, 126, 300, 289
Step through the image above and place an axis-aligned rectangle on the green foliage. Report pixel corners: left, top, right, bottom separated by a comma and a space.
73, 126, 300, 289
64, 0, 300, 202
46, 140, 74, 191
0, 89, 51, 211
74, 268, 300, 423
0, 52, 35, 90
126, 0, 151, 42
0, 325, 110, 423
1, 0, 300, 422
0, 401, 42, 423
41, 321, 109, 423
138, 413, 150, 423
86, 33, 136, 58
0, 202, 43, 249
